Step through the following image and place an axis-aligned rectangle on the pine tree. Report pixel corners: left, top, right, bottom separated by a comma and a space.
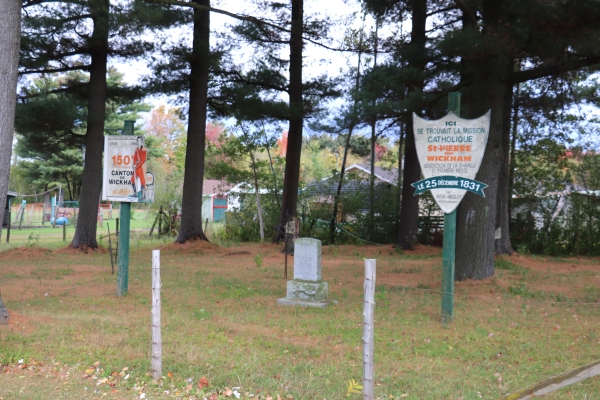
359, 0, 600, 278
20, 0, 181, 248
176, 0, 212, 243
14, 71, 150, 200
0, 0, 21, 324
451, 0, 600, 278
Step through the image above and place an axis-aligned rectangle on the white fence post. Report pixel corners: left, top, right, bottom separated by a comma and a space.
151, 250, 162, 380
363, 259, 376, 400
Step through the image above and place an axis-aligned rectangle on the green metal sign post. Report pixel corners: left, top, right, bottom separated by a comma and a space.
116, 120, 135, 297
412, 93, 490, 323
440, 92, 461, 323
117, 202, 130, 296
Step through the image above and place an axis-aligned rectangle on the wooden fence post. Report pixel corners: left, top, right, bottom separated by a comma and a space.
151, 250, 162, 380
363, 259, 376, 400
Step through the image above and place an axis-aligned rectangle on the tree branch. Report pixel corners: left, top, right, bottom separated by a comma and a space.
19, 65, 90, 75
144, 0, 365, 53
427, 5, 459, 18
512, 55, 600, 84
144, 0, 289, 32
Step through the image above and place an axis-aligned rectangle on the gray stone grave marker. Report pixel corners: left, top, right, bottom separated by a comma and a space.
277, 238, 328, 307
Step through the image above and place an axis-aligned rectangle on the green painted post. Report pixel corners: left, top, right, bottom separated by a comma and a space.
124, 120, 135, 135
117, 202, 130, 296
441, 92, 461, 324
6, 212, 10, 243
117, 120, 135, 297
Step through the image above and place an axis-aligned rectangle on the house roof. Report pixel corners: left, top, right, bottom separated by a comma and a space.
305, 178, 395, 206
336, 163, 399, 184
203, 180, 232, 197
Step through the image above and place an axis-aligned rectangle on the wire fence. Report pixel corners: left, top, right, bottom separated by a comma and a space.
1, 222, 598, 309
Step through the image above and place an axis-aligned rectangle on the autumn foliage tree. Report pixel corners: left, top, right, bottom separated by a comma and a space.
276, 131, 288, 158
145, 105, 186, 161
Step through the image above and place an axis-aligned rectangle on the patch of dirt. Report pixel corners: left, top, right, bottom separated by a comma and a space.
159, 238, 224, 255
0, 310, 34, 335
223, 251, 251, 256
55, 245, 109, 255
0, 247, 52, 260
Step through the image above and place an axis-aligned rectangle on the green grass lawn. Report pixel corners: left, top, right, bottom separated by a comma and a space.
1, 209, 170, 249
0, 239, 599, 399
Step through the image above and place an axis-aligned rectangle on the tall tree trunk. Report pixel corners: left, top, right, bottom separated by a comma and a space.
176, 0, 210, 243
65, 175, 73, 201
455, 0, 512, 280
330, 14, 365, 244
265, 142, 281, 210
0, 0, 21, 323
370, 120, 376, 223
274, 0, 303, 251
70, 0, 109, 249
495, 69, 515, 255
396, 123, 405, 232
329, 126, 354, 243
394, 0, 426, 250
369, 22, 379, 226
249, 150, 264, 241
507, 83, 520, 224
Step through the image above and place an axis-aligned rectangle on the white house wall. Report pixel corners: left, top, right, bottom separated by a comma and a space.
202, 195, 213, 222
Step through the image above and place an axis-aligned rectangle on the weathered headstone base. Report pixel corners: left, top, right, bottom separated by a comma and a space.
278, 281, 329, 308
287, 280, 328, 301
277, 297, 328, 308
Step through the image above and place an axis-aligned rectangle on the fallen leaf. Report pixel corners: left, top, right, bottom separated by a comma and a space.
167, 371, 173, 379
198, 376, 209, 389
224, 387, 233, 397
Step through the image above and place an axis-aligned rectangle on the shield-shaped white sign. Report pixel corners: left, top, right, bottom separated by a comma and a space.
413, 110, 490, 214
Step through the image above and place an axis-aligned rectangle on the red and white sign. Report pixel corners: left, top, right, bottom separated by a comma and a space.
102, 136, 153, 203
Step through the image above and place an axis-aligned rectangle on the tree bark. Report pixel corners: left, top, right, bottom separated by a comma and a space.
369, 22, 379, 225
274, 0, 303, 252
495, 67, 515, 255
176, 0, 210, 243
70, 0, 109, 249
397, 123, 404, 223
394, 0, 426, 250
455, 0, 512, 280
249, 149, 264, 241
507, 83, 520, 224
329, 126, 354, 243
0, 0, 21, 323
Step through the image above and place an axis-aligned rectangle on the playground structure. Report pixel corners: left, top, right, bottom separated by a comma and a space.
9, 201, 115, 229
